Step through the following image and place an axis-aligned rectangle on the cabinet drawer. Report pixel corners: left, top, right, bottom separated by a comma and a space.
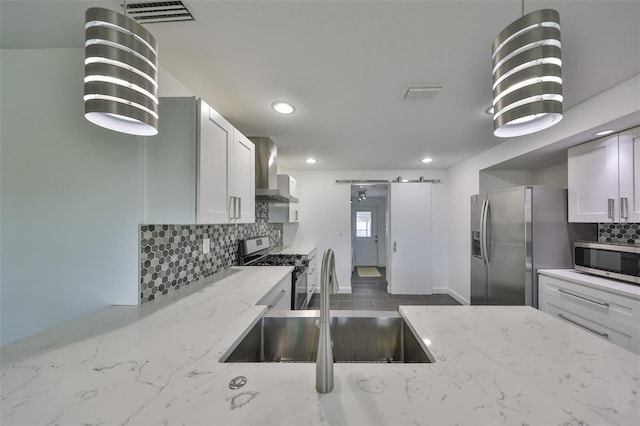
257, 276, 291, 311
538, 274, 639, 326
539, 292, 640, 354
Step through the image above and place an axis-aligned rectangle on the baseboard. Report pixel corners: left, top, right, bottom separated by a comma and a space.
447, 288, 470, 305
431, 287, 448, 294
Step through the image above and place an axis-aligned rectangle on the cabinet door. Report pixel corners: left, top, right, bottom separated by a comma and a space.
618, 127, 640, 222
288, 203, 300, 222
568, 134, 619, 222
289, 176, 298, 199
198, 101, 231, 224
230, 130, 255, 223
388, 183, 432, 294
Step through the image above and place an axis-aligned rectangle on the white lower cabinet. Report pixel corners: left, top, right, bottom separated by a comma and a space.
257, 274, 291, 311
538, 273, 640, 355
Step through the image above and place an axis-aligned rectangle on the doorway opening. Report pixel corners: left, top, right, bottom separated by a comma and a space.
350, 184, 388, 280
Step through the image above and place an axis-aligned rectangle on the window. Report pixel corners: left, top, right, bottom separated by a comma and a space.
356, 211, 372, 237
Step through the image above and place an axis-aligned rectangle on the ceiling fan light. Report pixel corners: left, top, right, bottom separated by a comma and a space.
492, 9, 563, 138
84, 7, 159, 136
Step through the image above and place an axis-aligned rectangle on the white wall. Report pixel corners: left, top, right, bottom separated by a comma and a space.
479, 170, 538, 193
0, 49, 145, 344
447, 75, 640, 305
536, 163, 568, 188
283, 170, 448, 294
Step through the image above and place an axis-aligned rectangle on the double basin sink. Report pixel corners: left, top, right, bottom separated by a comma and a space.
220, 310, 434, 363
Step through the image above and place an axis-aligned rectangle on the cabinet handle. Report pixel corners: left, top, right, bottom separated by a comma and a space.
558, 288, 610, 308
557, 314, 609, 339
269, 289, 287, 308
620, 197, 629, 220
229, 196, 236, 220
393, 241, 397, 252
236, 197, 242, 219
607, 198, 615, 220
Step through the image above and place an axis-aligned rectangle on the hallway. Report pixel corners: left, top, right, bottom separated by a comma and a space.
307, 267, 461, 310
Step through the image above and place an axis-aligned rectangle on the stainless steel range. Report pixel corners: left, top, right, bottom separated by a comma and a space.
238, 236, 309, 310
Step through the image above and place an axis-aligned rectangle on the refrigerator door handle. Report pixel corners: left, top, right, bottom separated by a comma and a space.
480, 199, 490, 267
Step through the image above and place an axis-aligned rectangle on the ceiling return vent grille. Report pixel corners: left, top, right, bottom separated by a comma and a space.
402, 85, 443, 100
124, 1, 195, 24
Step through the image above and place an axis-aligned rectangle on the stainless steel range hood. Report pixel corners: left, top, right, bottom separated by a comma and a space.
250, 137, 299, 203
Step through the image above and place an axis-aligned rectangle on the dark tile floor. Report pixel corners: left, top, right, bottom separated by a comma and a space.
306, 267, 461, 310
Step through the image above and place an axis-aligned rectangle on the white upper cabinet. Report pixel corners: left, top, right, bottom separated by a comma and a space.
143, 97, 255, 225
198, 103, 232, 224
568, 126, 639, 223
269, 174, 300, 223
618, 127, 640, 222
229, 130, 255, 223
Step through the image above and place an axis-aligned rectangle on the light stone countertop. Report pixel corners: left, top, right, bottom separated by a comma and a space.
538, 268, 640, 300
271, 244, 317, 256
2, 267, 640, 425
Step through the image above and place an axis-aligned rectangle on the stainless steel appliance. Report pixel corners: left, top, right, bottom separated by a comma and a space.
250, 137, 299, 203
574, 241, 640, 284
471, 186, 595, 307
238, 236, 309, 310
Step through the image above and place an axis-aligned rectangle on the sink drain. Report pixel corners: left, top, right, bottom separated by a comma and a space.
228, 376, 247, 390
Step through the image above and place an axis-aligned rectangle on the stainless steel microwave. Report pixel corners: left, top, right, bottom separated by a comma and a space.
574, 241, 640, 285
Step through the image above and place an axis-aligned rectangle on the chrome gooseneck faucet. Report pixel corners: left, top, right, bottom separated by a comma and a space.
316, 248, 339, 394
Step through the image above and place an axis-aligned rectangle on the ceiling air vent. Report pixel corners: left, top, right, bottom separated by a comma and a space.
402, 85, 443, 101
125, 1, 195, 24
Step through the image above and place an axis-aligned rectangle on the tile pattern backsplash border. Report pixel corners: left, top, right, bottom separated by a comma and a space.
139, 202, 283, 303
598, 223, 639, 245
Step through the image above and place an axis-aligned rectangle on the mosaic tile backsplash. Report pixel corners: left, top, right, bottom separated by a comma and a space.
598, 223, 639, 245
139, 202, 283, 303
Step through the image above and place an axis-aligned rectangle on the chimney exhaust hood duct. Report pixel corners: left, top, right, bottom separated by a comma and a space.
250, 137, 299, 203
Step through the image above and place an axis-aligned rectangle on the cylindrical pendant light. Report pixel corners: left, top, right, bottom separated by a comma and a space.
84, 7, 159, 136
491, 8, 563, 138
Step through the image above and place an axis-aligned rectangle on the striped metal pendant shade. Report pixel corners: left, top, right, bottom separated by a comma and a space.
491, 9, 563, 138
84, 7, 159, 136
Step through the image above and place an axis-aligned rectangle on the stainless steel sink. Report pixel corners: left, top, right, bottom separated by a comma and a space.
220, 310, 434, 363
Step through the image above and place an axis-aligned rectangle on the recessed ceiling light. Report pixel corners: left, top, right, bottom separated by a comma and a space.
271, 101, 295, 115
305, 158, 316, 164
594, 129, 614, 136
421, 157, 434, 163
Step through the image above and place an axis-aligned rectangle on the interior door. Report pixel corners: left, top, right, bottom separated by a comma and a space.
352, 206, 378, 266
388, 183, 432, 295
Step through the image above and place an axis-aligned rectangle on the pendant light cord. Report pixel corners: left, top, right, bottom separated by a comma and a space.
521, 0, 525, 17
123, 0, 128, 17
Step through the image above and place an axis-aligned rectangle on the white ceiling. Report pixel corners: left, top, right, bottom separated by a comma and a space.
2, 0, 639, 171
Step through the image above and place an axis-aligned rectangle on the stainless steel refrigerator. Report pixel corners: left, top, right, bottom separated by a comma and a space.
470, 186, 594, 308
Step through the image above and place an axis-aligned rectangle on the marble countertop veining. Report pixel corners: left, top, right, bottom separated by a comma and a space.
2, 267, 640, 426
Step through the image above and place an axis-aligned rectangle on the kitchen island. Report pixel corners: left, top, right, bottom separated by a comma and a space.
1, 267, 639, 425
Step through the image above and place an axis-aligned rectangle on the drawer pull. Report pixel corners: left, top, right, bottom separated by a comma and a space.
557, 314, 609, 339
558, 288, 609, 308
269, 290, 287, 308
